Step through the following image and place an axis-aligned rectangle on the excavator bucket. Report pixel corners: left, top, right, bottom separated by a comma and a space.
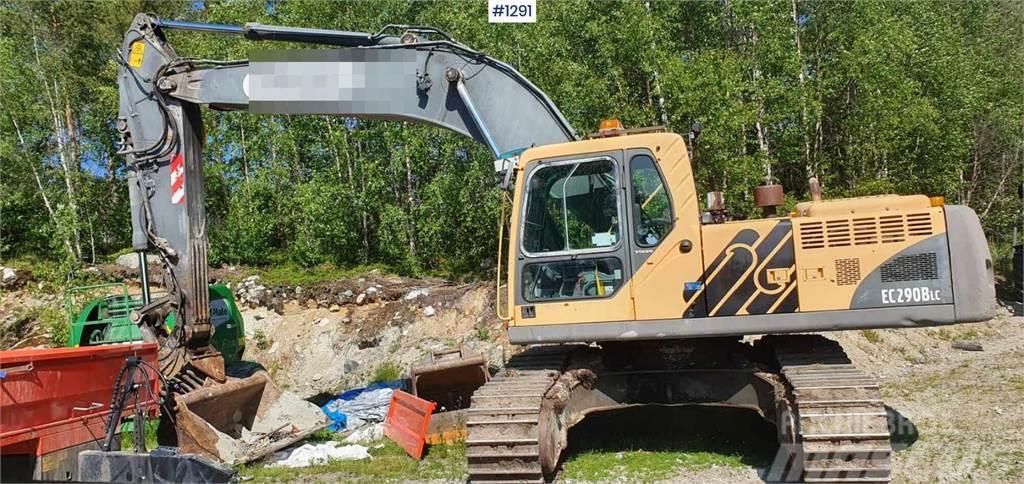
170, 371, 329, 465
410, 348, 489, 411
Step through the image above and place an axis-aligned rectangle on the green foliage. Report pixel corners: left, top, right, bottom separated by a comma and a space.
119, 419, 160, 452
252, 329, 270, 351
39, 305, 68, 348
562, 448, 749, 482
1, 0, 1020, 282
861, 329, 883, 345
370, 361, 402, 383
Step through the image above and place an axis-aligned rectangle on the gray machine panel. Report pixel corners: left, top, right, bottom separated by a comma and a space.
508, 304, 958, 344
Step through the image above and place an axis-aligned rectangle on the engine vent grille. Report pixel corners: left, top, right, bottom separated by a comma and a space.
880, 252, 939, 283
799, 211, 934, 250
835, 258, 861, 286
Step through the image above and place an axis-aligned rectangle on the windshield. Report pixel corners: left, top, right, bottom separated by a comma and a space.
522, 158, 619, 254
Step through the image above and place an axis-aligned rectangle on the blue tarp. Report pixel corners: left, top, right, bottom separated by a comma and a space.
320, 380, 406, 432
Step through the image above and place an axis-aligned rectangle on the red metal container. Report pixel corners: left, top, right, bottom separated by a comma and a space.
0, 343, 159, 481
384, 390, 437, 460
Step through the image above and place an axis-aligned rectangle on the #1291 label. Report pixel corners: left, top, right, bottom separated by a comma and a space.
488, 0, 536, 23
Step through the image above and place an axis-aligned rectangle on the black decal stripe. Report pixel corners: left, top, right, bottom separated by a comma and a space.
774, 286, 800, 313
702, 229, 759, 314
746, 236, 799, 314
714, 222, 792, 316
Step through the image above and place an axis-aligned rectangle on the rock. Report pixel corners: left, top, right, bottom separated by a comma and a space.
343, 360, 360, 373
253, 314, 265, 321
1, 267, 17, 287
952, 341, 984, 352
317, 318, 330, 326
357, 337, 379, 349
423, 305, 436, 317
365, 287, 379, 296
329, 304, 341, 312
404, 288, 430, 300
342, 290, 354, 298
341, 317, 352, 324
115, 252, 159, 270
269, 342, 279, 354
355, 293, 367, 305
313, 373, 322, 381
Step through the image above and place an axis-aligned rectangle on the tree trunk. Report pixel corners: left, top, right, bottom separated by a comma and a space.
790, 0, 812, 176
356, 140, 369, 263
34, 33, 81, 260
11, 115, 76, 258
240, 122, 250, 185
325, 117, 342, 178
404, 148, 417, 260
750, 29, 772, 184
644, 1, 669, 126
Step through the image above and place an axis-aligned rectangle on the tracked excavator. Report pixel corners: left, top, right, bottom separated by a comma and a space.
115, 13, 995, 482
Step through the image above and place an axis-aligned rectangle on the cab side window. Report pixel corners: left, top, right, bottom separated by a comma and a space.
630, 155, 673, 247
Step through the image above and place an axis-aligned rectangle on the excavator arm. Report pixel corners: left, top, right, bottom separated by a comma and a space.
117, 13, 576, 381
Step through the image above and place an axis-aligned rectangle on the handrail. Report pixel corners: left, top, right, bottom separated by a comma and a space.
495, 192, 513, 322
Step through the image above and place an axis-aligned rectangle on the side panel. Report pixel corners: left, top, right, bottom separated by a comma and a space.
794, 207, 950, 311
945, 205, 996, 322
699, 219, 798, 316
626, 139, 706, 320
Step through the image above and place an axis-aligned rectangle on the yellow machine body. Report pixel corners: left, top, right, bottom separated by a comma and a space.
504, 132, 994, 344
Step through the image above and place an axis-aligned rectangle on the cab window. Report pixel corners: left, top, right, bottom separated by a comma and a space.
630, 155, 672, 247
522, 158, 619, 254
523, 258, 623, 302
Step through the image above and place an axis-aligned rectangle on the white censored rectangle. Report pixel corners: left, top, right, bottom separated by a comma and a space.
488, 0, 536, 23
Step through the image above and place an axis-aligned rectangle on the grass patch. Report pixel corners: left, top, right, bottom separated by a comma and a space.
974, 450, 1024, 480
238, 439, 465, 482
119, 419, 160, 452
253, 329, 271, 351
1008, 375, 1024, 393
371, 361, 402, 383
560, 406, 775, 481
562, 448, 748, 482
861, 329, 882, 344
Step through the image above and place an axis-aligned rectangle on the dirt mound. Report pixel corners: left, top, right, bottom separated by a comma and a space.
236, 275, 509, 399
0, 290, 56, 349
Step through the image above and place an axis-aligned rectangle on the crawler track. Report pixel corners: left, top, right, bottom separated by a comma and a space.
466, 346, 571, 483
772, 335, 893, 483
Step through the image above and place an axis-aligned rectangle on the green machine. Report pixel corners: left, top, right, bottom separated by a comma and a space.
66, 283, 246, 364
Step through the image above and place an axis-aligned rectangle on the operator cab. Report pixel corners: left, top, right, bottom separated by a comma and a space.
505, 128, 704, 327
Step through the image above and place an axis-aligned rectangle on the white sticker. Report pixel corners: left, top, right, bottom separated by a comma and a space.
211, 298, 231, 326
488, 0, 536, 23
881, 287, 941, 304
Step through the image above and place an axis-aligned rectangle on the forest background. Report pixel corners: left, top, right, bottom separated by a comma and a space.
1, 0, 1020, 281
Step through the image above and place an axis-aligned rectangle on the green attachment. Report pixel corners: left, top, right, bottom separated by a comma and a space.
66, 284, 246, 364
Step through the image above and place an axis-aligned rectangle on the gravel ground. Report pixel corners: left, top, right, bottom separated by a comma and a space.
663, 309, 1024, 483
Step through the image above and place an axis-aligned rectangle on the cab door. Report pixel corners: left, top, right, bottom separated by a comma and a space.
625, 148, 707, 319
512, 150, 636, 326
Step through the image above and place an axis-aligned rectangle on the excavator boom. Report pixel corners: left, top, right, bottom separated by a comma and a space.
116, 13, 580, 465
117, 13, 576, 377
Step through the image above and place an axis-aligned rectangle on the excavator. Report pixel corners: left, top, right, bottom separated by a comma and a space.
111, 13, 995, 483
